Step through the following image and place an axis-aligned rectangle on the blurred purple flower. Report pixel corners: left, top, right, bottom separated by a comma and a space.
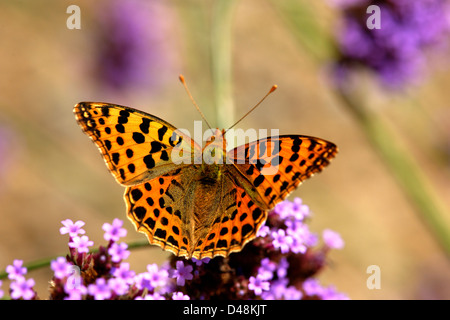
60, 219, 86, 237
102, 218, 127, 242
274, 197, 310, 221
6, 259, 27, 280
0, 280, 4, 299
64, 283, 87, 300
173, 260, 193, 286
108, 277, 129, 296
112, 262, 135, 284
283, 286, 303, 300
51, 257, 73, 279
258, 258, 276, 280
69, 235, 94, 254
172, 291, 190, 300
88, 278, 112, 300
191, 257, 211, 266
332, 0, 450, 89
248, 275, 270, 296
108, 242, 130, 263
136, 292, 166, 300
323, 229, 345, 249
135, 263, 169, 291
276, 257, 289, 279
261, 278, 288, 300
302, 278, 349, 300
10, 277, 35, 300
271, 229, 293, 253
94, 0, 179, 91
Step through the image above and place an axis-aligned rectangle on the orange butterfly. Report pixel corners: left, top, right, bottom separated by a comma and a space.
74, 78, 337, 259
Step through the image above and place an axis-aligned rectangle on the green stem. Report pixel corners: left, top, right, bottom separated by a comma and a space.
210, 0, 237, 129
0, 239, 150, 280
337, 91, 450, 256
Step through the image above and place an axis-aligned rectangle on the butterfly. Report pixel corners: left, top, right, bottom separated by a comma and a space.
73, 84, 337, 260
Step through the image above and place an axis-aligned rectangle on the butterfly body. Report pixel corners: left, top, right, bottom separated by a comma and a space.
74, 102, 337, 259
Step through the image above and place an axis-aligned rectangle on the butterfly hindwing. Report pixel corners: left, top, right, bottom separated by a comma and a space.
125, 167, 193, 257
74, 102, 198, 186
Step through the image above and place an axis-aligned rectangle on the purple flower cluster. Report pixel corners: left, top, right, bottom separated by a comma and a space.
331, 0, 450, 89
2, 260, 36, 300
165, 198, 348, 300
93, 0, 178, 92
0, 198, 347, 300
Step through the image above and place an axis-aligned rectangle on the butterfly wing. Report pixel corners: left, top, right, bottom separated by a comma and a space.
188, 135, 338, 259
74, 102, 199, 186
227, 135, 338, 210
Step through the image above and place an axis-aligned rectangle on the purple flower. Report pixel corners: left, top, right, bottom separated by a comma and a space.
258, 258, 276, 280
302, 278, 323, 297
256, 224, 270, 237
274, 197, 310, 221
93, 0, 179, 91
276, 257, 289, 279
303, 278, 349, 300
283, 286, 303, 300
10, 277, 35, 300
323, 229, 345, 249
286, 221, 312, 254
191, 257, 211, 266
271, 229, 293, 253
6, 259, 27, 280
332, 0, 450, 89
51, 257, 73, 279
261, 279, 288, 300
248, 275, 270, 296
173, 260, 193, 286
88, 278, 112, 300
135, 264, 169, 290
136, 292, 166, 300
69, 235, 94, 253
320, 286, 350, 300
108, 242, 130, 263
112, 262, 136, 284
108, 277, 129, 296
60, 219, 86, 237
172, 292, 190, 300
64, 283, 87, 300
102, 218, 127, 242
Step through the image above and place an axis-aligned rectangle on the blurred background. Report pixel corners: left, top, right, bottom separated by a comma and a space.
1, 0, 449, 299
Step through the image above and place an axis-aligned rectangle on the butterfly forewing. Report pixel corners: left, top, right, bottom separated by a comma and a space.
228, 135, 338, 209
74, 102, 198, 186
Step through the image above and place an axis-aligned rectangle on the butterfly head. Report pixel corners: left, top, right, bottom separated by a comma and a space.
203, 128, 227, 165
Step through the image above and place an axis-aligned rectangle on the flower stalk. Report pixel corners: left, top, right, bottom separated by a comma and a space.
211, 0, 237, 129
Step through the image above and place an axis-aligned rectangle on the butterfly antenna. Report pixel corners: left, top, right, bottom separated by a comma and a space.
179, 74, 212, 130
224, 84, 277, 134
